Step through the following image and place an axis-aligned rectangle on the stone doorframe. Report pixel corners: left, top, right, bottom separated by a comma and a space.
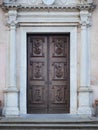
2, 1, 95, 116
19, 26, 77, 115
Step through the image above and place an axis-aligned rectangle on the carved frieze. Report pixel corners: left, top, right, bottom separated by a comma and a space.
1, 0, 95, 14
3, 0, 94, 6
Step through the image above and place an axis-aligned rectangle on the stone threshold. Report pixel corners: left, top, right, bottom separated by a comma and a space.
0, 114, 98, 122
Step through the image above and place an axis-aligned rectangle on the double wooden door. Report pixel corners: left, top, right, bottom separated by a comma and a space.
27, 34, 70, 114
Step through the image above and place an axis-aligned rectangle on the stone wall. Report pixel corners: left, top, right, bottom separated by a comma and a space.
91, 0, 98, 104
0, 8, 7, 107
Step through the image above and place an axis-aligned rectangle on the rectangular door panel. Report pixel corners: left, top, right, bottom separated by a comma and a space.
27, 35, 48, 113
49, 36, 70, 113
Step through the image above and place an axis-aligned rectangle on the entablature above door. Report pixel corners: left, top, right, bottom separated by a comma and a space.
0, 0, 96, 27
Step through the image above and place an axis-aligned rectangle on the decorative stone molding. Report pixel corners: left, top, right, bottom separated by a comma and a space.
2, 0, 95, 10
80, 10, 91, 27
7, 10, 17, 27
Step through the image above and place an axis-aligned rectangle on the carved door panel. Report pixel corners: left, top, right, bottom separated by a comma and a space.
49, 36, 70, 113
27, 36, 48, 113
27, 34, 70, 114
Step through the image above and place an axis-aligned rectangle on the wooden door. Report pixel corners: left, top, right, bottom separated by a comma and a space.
27, 34, 70, 114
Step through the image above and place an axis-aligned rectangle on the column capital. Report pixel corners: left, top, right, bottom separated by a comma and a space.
79, 10, 92, 27
7, 10, 18, 27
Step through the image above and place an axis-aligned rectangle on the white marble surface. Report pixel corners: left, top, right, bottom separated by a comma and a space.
77, 10, 93, 115
2, 0, 95, 116
19, 26, 77, 115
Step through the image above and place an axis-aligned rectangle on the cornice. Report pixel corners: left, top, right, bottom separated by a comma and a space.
77, 3, 96, 12
1, 2, 96, 12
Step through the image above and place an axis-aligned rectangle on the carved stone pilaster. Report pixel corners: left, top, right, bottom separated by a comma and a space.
78, 10, 93, 115
3, 10, 19, 117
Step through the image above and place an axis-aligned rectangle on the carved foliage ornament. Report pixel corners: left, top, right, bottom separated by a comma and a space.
80, 0, 93, 4
7, 10, 17, 26
80, 10, 91, 27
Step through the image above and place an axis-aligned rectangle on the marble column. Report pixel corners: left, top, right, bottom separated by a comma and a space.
3, 10, 19, 116
78, 10, 93, 115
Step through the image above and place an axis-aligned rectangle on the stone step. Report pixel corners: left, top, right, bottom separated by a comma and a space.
0, 116, 98, 130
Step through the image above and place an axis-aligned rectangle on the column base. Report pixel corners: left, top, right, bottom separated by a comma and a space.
3, 87, 19, 117
3, 107, 19, 117
78, 87, 93, 116
78, 107, 93, 115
